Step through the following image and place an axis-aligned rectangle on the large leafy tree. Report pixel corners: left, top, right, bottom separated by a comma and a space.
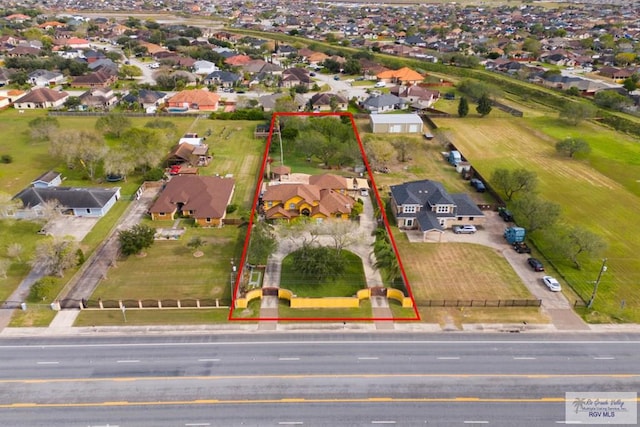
559, 102, 597, 126
118, 224, 155, 256
457, 96, 469, 117
95, 113, 132, 138
512, 195, 561, 233
246, 222, 277, 265
555, 137, 591, 158
290, 244, 344, 282
548, 226, 607, 270
490, 168, 538, 201
476, 93, 492, 117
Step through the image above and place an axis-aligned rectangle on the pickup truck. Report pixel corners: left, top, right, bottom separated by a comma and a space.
513, 242, 531, 253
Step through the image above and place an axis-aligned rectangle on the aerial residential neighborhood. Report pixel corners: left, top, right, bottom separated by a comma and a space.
0, 0, 639, 424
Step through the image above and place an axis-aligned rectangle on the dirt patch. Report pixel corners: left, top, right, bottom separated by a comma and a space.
193, 250, 204, 258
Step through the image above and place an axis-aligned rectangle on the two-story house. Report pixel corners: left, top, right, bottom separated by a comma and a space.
262, 174, 355, 221
390, 179, 485, 241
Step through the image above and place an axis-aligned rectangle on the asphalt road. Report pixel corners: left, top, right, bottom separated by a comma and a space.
0, 333, 638, 426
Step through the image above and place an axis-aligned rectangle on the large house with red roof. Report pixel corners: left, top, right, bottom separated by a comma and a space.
14, 88, 68, 109
166, 89, 220, 111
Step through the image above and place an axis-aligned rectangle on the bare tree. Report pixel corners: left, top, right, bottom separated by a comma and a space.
319, 220, 362, 253
50, 130, 107, 181
0, 258, 9, 279
6, 243, 23, 262
30, 237, 80, 277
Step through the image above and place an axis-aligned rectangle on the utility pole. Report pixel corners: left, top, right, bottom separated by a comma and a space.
587, 258, 608, 309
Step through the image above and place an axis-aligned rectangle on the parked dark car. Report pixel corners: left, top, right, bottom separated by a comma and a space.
513, 242, 531, 253
498, 207, 514, 222
470, 178, 486, 192
527, 257, 544, 272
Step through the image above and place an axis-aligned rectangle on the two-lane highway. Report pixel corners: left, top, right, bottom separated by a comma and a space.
1, 333, 638, 426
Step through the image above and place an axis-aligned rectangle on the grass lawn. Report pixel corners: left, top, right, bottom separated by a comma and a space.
280, 250, 366, 297
187, 119, 266, 210
278, 299, 373, 320
395, 235, 532, 301
417, 307, 550, 327
388, 300, 419, 319
8, 305, 57, 327
435, 116, 640, 322
0, 220, 45, 300
90, 225, 245, 301
74, 308, 232, 326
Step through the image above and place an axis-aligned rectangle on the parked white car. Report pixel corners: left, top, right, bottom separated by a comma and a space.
453, 225, 477, 234
542, 276, 562, 292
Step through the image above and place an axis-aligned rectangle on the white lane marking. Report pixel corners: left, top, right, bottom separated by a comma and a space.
556, 421, 583, 424
198, 358, 220, 362
116, 360, 140, 363
36, 361, 60, 365
4, 340, 640, 349
464, 422, 489, 424
593, 357, 615, 360
437, 357, 460, 360
513, 357, 536, 360
185, 424, 211, 426
278, 357, 300, 361
371, 422, 396, 425
358, 357, 379, 360
278, 422, 303, 425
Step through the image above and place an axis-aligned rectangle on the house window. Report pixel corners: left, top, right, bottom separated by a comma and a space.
403, 205, 416, 214
267, 201, 273, 208
86, 209, 91, 214
405, 218, 414, 227
457, 217, 462, 221
160, 212, 165, 216
289, 203, 296, 210
436, 205, 448, 213
206, 217, 211, 223
469, 217, 474, 221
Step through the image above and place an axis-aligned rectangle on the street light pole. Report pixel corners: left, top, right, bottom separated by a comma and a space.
587, 258, 608, 309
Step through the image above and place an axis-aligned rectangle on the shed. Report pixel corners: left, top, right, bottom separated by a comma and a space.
369, 114, 423, 134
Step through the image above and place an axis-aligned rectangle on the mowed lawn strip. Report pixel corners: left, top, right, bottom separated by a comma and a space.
90, 226, 243, 301
74, 308, 231, 326
436, 116, 640, 320
395, 238, 532, 301
278, 299, 373, 320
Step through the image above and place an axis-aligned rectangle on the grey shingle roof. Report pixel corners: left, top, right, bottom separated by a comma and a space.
14, 187, 119, 210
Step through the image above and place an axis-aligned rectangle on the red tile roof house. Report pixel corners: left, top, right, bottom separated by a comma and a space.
166, 89, 220, 111
149, 175, 235, 227
13, 88, 69, 109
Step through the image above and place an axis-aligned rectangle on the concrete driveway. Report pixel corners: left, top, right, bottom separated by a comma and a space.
45, 216, 100, 242
404, 209, 588, 329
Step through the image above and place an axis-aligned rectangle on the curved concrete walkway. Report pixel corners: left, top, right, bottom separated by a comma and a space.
259, 194, 394, 327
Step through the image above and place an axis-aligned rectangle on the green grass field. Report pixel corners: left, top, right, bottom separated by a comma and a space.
280, 250, 366, 297
90, 225, 245, 301
74, 307, 231, 326
435, 116, 640, 322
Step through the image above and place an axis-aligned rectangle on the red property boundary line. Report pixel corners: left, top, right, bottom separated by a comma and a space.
228, 111, 420, 321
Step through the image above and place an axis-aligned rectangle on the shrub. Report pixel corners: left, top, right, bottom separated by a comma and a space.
29, 276, 58, 302
1, 154, 12, 164
143, 167, 165, 181
226, 203, 238, 214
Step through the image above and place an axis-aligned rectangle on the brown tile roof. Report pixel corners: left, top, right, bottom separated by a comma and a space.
308, 173, 349, 190
149, 175, 234, 220
225, 55, 252, 66
16, 87, 68, 103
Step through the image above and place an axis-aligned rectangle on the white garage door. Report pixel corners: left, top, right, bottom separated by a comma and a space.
390, 124, 402, 133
